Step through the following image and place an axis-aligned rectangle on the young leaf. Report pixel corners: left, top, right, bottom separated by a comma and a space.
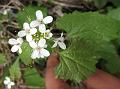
19, 42, 33, 65
9, 58, 21, 80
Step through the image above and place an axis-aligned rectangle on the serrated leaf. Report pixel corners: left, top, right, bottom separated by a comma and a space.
9, 58, 21, 80
56, 11, 120, 82
24, 68, 44, 87
56, 11, 120, 42
56, 39, 99, 82
19, 42, 32, 65
16, 5, 47, 27
0, 53, 6, 64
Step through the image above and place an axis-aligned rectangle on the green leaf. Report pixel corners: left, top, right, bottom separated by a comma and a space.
110, 0, 120, 7
9, 58, 21, 80
56, 12, 120, 42
56, 39, 99, 82
19, 42, 33, 65
98, 42, 120, 74
107, 7, 120, 21
56, 11, 120, 82
24, 68, 44, 87
16, 5, 47, 28
0, 53, 6, 64
56, 11, 120, 51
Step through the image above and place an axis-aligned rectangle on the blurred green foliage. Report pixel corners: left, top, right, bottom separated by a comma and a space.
16, 5, 47, 28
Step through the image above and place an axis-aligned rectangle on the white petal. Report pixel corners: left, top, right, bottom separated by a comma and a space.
46, 33, 53, 39
30, 20, 40, 28
58, 42, 66, 50
44, 44, 47, 48
38, 52, 45, 58
39, 24, 46, 33
11, 45, 19, 52
40, 55, 44, 58
18, 47, 22, 54
41, 48, 50, 57
29, 41, 37, 49
23, 22, 30, 30
37, 52, 42, 59
17, 38, 23, 44
18, 30, 26, 37
36, 10, 43, 21
26, 35, 32, 42
58, 37, 64, 42
8, 38, 18, 45
61, 33, 63, 37
43, 16, 53, 24
31, 50, 39, 59
30, 28, 37, 35
38, 38, 46, 48
4, 80, 9, 85
49, 33, 53, 38
45, 30, 53, 39
5, 77, 10, 82
7, 84, 12, 89
10, 82, 15, 86
52, 41, 58, 48
45, 30, 50, 33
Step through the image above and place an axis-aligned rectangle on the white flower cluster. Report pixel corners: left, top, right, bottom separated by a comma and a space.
8, 10, 66, 59
4, 77, 15, 89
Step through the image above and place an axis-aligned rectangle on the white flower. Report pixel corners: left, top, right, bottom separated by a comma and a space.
38, 24, 53, 39
38, 23, 53, 39
18, 22, 37, 42
29, 38, 50, 59
3, 9, 10, 15
52, 33, 66, 50
44, 30, 53, 39
4, 77, 15, 89
30, 10, 53, 28
3, 10, 8, 15
8, 38, 23, 54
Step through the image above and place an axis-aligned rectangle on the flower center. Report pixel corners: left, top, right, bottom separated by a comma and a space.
38, 19, 44, 24
32, 31, 44, 42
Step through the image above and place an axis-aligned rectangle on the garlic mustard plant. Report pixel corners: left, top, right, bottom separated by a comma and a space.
4, 77, 15, 89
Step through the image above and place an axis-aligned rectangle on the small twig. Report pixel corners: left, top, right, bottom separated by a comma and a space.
6, 30, 16, 38
52, 1, 84, 9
